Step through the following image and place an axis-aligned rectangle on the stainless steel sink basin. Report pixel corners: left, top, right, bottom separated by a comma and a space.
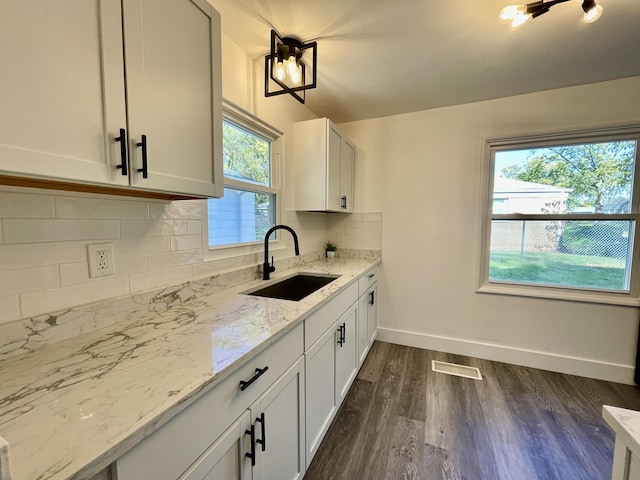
244, 273, 339, 301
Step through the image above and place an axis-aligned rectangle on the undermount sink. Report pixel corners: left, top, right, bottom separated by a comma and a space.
244, 273, 340, 301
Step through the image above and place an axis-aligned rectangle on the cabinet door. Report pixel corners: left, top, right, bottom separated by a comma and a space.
357, 292, 370, 366
335, 303, 358, 404
326, 123, 343, 211
179, 411, 251, 480
304, 324, 338, 466
368, 284, 378, 344
123, 0, 222, 197
0, 0, 128, 187
252, 357, 305, 480
340, 138, 355, 213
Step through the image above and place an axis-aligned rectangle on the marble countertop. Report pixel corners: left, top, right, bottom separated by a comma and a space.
0, 257, 379, 480
603, 404, 640, 454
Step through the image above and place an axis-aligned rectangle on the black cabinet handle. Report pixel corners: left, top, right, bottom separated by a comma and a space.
368, 273, 375, 279
370, 291, 375, 306
115, 128, 128, 176
341, 195, 347, 209
337, 323, 346, 347
239, 366, 269, 391
255, 413, 266, 452
245, 424, 256, 466
136, 134, 148, 179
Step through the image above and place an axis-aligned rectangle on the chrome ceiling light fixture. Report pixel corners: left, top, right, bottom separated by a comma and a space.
499, 0, 603, 29
265, 30, 317, 104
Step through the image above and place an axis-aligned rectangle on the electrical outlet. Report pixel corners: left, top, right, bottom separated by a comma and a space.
87, 243, 115, 278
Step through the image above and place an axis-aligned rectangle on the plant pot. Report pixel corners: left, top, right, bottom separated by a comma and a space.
326, 250, 336, 258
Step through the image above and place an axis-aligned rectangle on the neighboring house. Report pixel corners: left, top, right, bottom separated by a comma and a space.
492, 177, 573, 253
493, 177, 573, 214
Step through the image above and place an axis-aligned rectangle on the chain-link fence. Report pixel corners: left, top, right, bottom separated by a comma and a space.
489, 220, 631, 290
490, 220, 630, 258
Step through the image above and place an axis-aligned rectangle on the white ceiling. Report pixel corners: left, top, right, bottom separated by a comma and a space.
208, 0, 640, 123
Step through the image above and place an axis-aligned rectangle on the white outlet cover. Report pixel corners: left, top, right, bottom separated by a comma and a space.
87, 243, 115, 278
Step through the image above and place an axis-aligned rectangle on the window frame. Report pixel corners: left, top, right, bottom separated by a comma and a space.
477, 125, 640, 306
202, 101, 283, 260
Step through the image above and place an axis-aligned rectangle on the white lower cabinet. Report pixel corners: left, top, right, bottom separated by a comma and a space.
250, 357, 306, 480
304, 323, 338, 465
179, 412, 251, 480
180, 357, 305, 480
334, 303, 358, 404
303, 286, 360, 467
357, 283, 378, 365
115, 323, 303, 480
357, 267, 379, 366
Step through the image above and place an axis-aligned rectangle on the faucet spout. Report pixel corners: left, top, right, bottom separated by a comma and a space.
263, 225, 300, 280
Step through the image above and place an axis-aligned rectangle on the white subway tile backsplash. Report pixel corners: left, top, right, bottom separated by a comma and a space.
20, 276, 130, 318
0, 179, 382, 326
2, 219, 120, 244
121, 219, 188, 238
59, 262, 91, 286
327, 212, 382, 251
171, 235, 203, 252
0, 192, 54, 218
187, 220, 202, 235
0, 265, 59, 296
149, 201, 201, 220
0, 295, 20, 324
55, 196, 149, 219
151, 249, 203, 270
363, 213, 382, 222
116, 255, 151, 276
0, 241, 89, 271
129, 265, 193, 293
112, 237, 170, 256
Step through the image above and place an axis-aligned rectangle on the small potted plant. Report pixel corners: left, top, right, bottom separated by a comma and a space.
325, 241, 337, 258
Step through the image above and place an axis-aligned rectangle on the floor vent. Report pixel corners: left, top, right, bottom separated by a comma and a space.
432, 360, 483, 380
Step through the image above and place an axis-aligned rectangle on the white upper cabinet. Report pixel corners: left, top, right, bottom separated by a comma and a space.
0, 0, 222, 198
123, 0, 222, 197
293, 118, 355, 212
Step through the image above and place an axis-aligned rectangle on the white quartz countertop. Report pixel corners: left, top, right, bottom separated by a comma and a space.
0, 257, 379, 480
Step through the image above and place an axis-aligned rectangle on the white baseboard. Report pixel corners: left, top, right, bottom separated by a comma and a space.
377, 327, 636, 385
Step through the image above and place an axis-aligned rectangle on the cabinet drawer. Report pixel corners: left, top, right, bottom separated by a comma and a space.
305, 282, 358, 351
116, 322, 303, 480
358, 265, 379, 296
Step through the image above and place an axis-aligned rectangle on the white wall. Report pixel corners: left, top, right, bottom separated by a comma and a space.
339, 76, 640, 384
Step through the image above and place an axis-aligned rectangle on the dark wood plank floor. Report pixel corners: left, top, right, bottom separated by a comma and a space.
303, 341, 640, 480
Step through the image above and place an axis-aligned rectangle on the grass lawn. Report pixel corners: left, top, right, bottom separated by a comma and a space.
489, 251, 627, 290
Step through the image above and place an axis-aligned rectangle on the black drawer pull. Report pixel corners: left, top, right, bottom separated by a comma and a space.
245, 424, 256, 466
115, 128, 128, 176
368, 273, 375, 279
239, 366, 269, 391
337, 323, 346, 347
136, 134, 148, 178
256, 412, 266, 451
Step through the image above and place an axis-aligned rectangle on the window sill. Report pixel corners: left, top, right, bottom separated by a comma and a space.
476, 283, 640, 307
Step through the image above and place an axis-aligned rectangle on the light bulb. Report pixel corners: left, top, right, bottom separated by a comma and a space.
275, 61, 285, 81
510, 10, 531, 28
286, 56, 298, 76
584, 4, 603, 22
290, 65, 301, 85
499, 4, 527, 23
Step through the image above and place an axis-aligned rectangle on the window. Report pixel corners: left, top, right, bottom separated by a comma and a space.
478, 126, 640, 305
205, 104, 281, 250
